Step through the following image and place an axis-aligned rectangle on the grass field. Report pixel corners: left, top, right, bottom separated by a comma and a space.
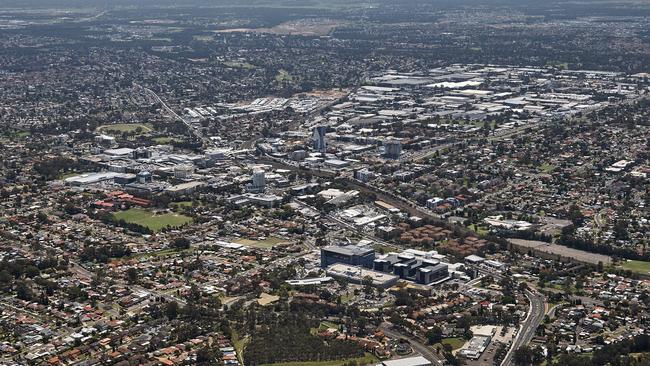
372, 243, 395, 254
468, 224, 490, 236
260, 353, 378, 366
234, 237, 288, 248
113, 208, 193, 232
98, 123, 152, 135
539, 163, 556, 173
433, 337, 466, 351
171, 201, 194, 209
152, 136, 179, 144
620, 260, 650, 275
275, 69, 293, 82
442, 337, 466, 349
339, 292, 354, 304
311, 321, 339, 334
258, 293, 280, 306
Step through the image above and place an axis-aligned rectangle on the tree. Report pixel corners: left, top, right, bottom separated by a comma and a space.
426, 325, 443, 344
172, 237, 191, 250
16, 281, 33, 301
362, 276, 374, 295
25, 265, 40, 278
165, 301, 180, 320
126, 267, 138, 284
196, 345, 222, 365
513, 345, 543, 365
567, 204, 584, 226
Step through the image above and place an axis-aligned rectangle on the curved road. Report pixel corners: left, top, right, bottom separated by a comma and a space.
501, 289, 545, 366
379, 323, 445, 365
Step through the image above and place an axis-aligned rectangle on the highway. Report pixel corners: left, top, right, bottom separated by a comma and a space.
501, 289, 546, 366
379, 322, 445, 365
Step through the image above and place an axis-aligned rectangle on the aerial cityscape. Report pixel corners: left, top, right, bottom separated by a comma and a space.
0, 0, 649, 365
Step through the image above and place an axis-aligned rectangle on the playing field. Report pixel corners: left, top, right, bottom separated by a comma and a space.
98, 123, 152, 135
620, 260, 650, 275
259, 353, 378, 366
113, 208, 193, 232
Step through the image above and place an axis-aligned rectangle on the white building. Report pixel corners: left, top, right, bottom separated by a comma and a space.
174, 165, 194, 179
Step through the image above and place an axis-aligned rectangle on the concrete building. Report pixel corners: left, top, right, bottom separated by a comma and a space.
253, 170, 265, 188
136, 171, 152, 184
289, 150, 307, 161
247, 170, 266, 193
426, 197, 445, 210
326, 263, 398, 289
313, 125, 327, 152
321, 245, 375, 268
133, 147, 151, 159
382, 356, 432, 366
384, 140, 402, 159
324, 159, 350, 169
374, 251, 449, 285
174, 165, 194, 179
355, 168, 375, 182
458, 334, 491, 360
164, 181, 206, 196
246, 194, 284, 208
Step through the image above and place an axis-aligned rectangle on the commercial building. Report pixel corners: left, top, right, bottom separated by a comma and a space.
355, 168, 375, 182
374, 251, 449, 285
289, 150, 307, 161
164, 181, 206, 196
64, 172, 127, 186
133, 147, 152, 159
320, 245, 375, 268
174, 165, 194, 179
246, 193, 284, 208
383, 140, 402, 159
247, 170, 266, 193
324, 159, 350, 169
313, 125, 327, 152
458, 335, 491, 360
136, 171, 152, 184
285, 277, 334, 286
326, 263, 398, 289
382, 356, 432, 366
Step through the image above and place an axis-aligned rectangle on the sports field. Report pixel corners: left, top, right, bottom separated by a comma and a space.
97, 123, 152, 135
113, 208, 192, 232
620, 260, 650, 275
259, 353, 378, 366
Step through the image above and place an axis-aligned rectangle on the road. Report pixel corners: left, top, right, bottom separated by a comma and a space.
406, 121, 538, 163
134, 83, 214, 147
257, 155, 441, 222
379, 323, 445, 365
291, 198, 401, 251
70, 260, 188, 306
501, 289, 545, 366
